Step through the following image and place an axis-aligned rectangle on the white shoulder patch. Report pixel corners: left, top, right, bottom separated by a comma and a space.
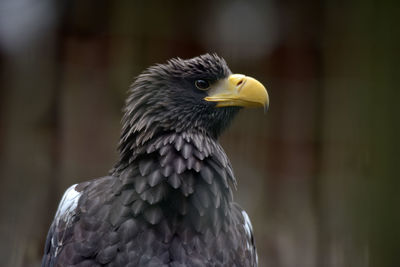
54, 184, 80, 221
241, 210, 258, 265
241, 210, 253, 238
52, 184, 81, 256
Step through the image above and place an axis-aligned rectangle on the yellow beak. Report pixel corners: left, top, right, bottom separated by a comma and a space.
204, 74, 269, 109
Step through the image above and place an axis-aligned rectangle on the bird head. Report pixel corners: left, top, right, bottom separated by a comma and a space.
121, 54, 269, 144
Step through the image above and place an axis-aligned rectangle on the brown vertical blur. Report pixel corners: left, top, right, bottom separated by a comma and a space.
0, 0, 398, 266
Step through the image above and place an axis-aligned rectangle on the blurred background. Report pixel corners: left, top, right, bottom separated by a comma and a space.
0, 0, 398, 266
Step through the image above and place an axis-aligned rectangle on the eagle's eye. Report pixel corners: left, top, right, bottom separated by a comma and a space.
195, 79, 210, 90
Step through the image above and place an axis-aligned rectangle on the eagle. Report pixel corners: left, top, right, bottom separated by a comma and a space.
42, 54, 269, 267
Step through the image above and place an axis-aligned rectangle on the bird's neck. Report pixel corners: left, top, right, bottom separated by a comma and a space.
111, 130, 236, 233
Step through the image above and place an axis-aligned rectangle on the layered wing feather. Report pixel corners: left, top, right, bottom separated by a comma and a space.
42, 132, 257, 266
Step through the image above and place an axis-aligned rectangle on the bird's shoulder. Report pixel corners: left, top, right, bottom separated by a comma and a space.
42, 176, 115, 266
231, 203, 258, 267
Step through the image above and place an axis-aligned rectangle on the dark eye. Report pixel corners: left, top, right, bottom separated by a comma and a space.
195, 79, 210, 90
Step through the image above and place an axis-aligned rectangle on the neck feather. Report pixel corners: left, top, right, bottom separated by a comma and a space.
111, 130, 236, 233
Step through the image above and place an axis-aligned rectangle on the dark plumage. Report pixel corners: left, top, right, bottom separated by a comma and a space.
42, 54, 268, 267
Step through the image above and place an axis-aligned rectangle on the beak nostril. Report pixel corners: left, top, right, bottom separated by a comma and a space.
237, 79, 244, 86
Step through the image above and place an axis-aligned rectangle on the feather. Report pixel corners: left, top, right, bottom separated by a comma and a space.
96, 244, 118, 264
191, 194, 205, 216
114, 253, 129, 266
194, 185, 210, 208
159, 145, 170, 156
173, 157, 186, 174
170, 238, 185, 262
144, 206, 163, 225
109, 203, 131, 226
157, 219, 173, 243
127, 250, 140, 263
181, 143, 192, 159
154, 137, 165, 151
191, 211, 206, 233
214, 145, 228, 167
214, 193, 221, 209
131, 199, 146, 215
203, 139, 213, 156
202, 228, 213, 246
178, 227, 191, 245
199, 165, 213, 184
187, 256, 205, 267
120, 190, 137, 205
174, 135, 184, 151
80, 216, 101, 232
188, 235, 202, 254
192, 134, 202, 151
193, 159, 202, 172
180, 175, 194, 196
139, 159, 154, 176
177, 197, 188, 215
112, 179, 124, 195
146, 257, 167, 267
209, 180, 219, 196
105, 231, 119, 245
168, 134, 176, 144
59, 243, 83, 265
208, 160, 228, 188
134, 176, 148, 194
210, 208, 221, 235
167, 173, 181, 189
193, 149, 205, 160
160, 150, 175, 167
74, 242, 97, 258
118, 219, 139, 243
146, 143, 157, 154
140, 184, 167, 204
187, 155, 196, 170
148, 169, 162, 187
161, 165, 173, 177
95, 204, 112, 219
